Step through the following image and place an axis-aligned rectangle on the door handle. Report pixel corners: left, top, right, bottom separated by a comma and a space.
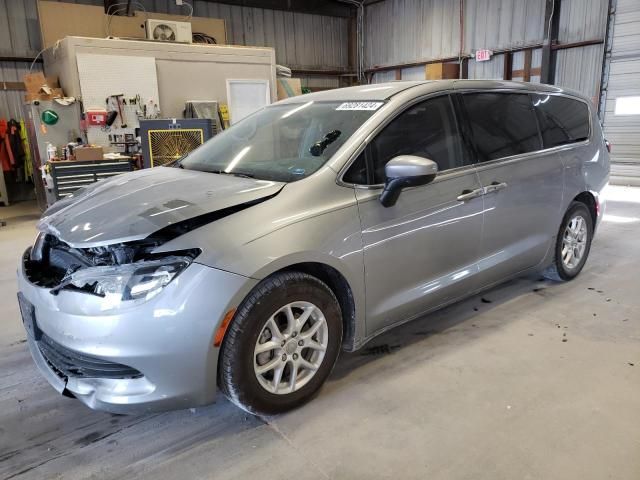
484, 181, 508, 194
457, 188, 485, 202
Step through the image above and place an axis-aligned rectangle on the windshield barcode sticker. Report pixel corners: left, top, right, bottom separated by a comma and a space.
336, 102, 384, 111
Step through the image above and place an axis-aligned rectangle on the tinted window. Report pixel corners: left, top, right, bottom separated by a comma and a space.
533, 95, 590, 148
345, 95, 466, 185
343, 151, 368, 184
462, 93, 541, 162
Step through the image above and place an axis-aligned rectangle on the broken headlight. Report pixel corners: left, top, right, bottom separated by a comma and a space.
57, 255, 193, 304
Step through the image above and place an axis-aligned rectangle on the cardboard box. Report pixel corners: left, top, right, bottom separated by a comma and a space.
23, 73, 62, 101
73, 146, 104, 161
425, 63, 460, 80
25, 88, 64, 102
277, 78, 303, 100
23, 72, 47, 93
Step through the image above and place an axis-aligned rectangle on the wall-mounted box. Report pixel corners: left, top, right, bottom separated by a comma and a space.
425, 63, 460, 80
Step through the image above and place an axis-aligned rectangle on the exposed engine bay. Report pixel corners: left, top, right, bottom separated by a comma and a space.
24, 190, 280, 297
24, 233, 199, 298
26, 234, 154, 286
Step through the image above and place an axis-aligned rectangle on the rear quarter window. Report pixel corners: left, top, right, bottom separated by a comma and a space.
532, 95, 590, 148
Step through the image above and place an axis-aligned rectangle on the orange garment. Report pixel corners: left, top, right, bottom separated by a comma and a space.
0, 119, 15, 172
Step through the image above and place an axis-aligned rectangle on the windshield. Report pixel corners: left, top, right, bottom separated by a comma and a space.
178, 101, 380, 182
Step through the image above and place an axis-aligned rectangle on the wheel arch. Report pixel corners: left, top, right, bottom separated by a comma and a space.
250, 258, 362, 351
572, 191, 598, 227
275, 262, 358, 352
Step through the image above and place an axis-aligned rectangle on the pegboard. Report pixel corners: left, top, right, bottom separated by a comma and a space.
76, 54, 161, 148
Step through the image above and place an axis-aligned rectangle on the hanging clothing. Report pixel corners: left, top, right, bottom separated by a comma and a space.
20, 119, 33, 178
8, 119, 25, 171
0, 119, 15, 173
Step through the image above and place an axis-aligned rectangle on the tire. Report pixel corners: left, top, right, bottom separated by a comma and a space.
544, 201, 594, 281
218, 271, 343, 415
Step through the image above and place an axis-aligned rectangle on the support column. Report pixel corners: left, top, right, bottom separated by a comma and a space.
540, 0, 561, 84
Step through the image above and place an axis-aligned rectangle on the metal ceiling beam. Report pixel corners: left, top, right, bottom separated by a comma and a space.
194, 0, 354, 17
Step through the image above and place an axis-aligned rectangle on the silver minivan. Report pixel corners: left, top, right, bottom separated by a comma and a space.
17, 80, 609, 415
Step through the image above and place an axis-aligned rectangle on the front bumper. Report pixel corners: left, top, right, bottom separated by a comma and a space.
17, 252, 257, 414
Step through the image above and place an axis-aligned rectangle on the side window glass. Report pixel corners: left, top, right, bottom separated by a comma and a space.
533, 95, 590, 148
462, 93, 541, 162
368, 95, 467, 184
343, 151, 368, 184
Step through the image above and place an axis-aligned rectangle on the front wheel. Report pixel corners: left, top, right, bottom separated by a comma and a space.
544, 201, 594, 281
218, 272, 342, 415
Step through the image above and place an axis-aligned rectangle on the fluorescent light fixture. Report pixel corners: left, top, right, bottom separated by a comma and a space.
614, 96, 640, 115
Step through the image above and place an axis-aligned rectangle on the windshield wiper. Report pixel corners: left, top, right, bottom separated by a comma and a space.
212, 170, 255, 179
166, 156, 186, 168
309, 130, 342, 157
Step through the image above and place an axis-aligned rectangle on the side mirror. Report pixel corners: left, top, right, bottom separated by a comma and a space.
379, 155, 438, 207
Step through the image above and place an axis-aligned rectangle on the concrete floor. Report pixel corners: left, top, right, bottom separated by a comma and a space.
1, 186, 639, 480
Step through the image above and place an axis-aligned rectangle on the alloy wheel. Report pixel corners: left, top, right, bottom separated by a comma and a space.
253, 301, 328, 395
561, 214, 588, 269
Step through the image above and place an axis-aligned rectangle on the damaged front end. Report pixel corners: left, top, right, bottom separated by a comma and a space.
24, 233, 200, 309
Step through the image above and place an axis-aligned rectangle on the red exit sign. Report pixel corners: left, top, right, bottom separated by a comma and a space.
475, 49, 493, 62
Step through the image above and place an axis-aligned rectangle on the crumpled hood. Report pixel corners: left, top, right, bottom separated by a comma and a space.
39, 167, 285, 248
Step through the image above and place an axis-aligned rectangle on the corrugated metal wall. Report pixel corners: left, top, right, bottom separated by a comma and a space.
553, 0, 608, 101
0, 0, 613, 116
365, 0, 546, 69
463, 0, 545, 52
366, 0, 608, 101
190, 2, 348, 69
0, 0, 349, 118
0, 0, 348, 69
555, 44, 603, 102
602, 0, 640, 184
0, 62, 43, 120
558, 0, 608, 42
512, 48, 542, 83
364, 0, 460, 69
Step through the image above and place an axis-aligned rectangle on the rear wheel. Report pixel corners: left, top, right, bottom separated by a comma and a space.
218, 271, 342, 415
544, 201, 593, 281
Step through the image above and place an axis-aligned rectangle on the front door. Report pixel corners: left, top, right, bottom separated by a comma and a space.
346, 94, 485, 336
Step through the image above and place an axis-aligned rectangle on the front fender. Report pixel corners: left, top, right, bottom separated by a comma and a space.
215, 204, 367, 347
